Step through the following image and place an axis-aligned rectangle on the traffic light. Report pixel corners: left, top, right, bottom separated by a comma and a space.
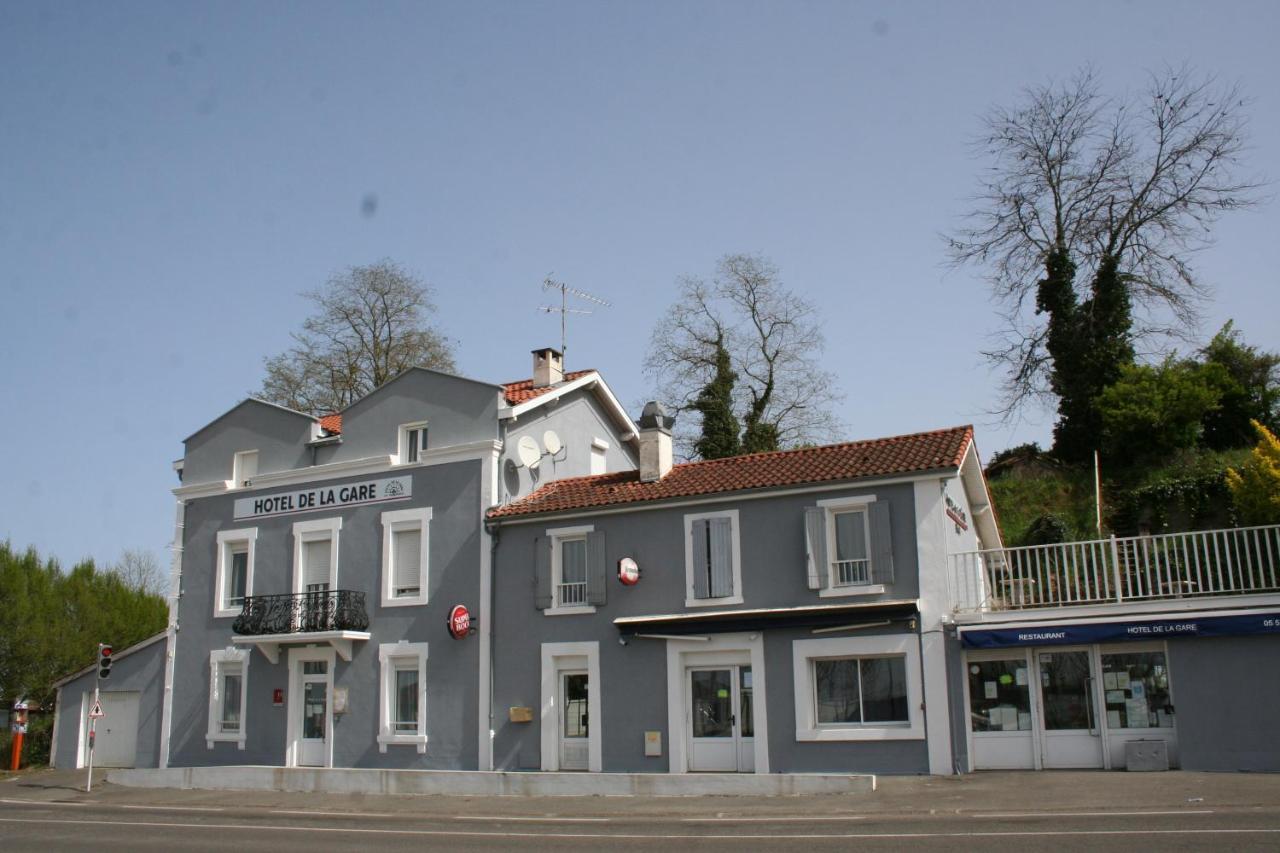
98, 643, 113, 680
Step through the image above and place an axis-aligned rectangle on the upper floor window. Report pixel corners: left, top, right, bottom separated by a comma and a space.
380, 507, 432, 607
684, 510, 743, 607
805, 498, 893, 597
399, 422, 429, 464
293, 517, 342, 594
214, 528, 257, 618
232, 450, 258, 488
590, 438, 609, 475
535, 526, 606, 615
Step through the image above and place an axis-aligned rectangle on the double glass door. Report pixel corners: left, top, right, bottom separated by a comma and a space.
687, 666, 754, 772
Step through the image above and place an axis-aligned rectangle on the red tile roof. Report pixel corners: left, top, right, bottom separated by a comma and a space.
318, 413, 343, 434
489, 425, 974, 519
501, 370, 596, 405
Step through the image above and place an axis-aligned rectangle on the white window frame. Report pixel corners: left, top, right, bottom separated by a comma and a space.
292, 517, 342, 593
206, 648, 249, 749
683, 509, 744, 607
377, 642, 429, 753
792, 634, 924, 742
817, 496, 885, 598
398, 421, 430, 465
214, 528, 258, 618
380, 507, 432, 607
545, 524, 596, 616
232, 449, 259, 489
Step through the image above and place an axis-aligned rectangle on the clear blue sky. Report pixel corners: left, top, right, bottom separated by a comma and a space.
3, 1, 1277, 571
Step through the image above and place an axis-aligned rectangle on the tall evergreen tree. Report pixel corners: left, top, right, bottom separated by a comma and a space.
692, 335, 742, 460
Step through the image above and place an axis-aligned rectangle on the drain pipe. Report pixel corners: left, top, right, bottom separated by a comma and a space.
487, 516, 500, 771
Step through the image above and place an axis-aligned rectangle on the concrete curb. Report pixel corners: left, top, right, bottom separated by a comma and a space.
107, 766, 877, 797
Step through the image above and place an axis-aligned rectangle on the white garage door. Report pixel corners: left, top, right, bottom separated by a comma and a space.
83, 691, 140, 768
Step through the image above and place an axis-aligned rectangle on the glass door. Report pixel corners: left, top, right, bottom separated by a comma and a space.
1036, 648, 1103, 768
559, 671, 590, 771
687, 666, 753, 772
297, 660, 329, 767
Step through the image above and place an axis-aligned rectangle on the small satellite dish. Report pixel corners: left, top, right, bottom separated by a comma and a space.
517, 435, 541, 468
543, 430, 562, 455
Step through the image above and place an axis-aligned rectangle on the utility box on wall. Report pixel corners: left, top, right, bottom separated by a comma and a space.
1125, 739, 1170, 772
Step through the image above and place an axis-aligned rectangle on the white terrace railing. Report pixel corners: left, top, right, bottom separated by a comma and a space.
949, 524, 1280, 614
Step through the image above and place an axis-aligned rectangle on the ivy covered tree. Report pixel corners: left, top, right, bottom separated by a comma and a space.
692, 334, 741, 460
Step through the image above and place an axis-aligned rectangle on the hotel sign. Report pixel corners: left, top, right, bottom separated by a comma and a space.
233, 476, 412, 520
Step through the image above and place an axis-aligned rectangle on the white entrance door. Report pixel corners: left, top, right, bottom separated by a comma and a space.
1036, 648, 1104, 768
84, 691, 140, 768
687, 666, 754, 772
297, 660, 329, 767
559, 670, 590, 771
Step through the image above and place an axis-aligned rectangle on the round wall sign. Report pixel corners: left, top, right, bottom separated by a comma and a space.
617, 557, 640, 586
447, 604, 472, 639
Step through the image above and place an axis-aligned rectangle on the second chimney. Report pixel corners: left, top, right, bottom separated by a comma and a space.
532, 347, 564, 388
637, 401, 675, 482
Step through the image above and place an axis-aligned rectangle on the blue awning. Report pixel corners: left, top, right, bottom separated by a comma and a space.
960, 611, 1280, 649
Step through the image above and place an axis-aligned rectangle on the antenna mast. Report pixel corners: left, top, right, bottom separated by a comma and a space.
538, 276, 610, 366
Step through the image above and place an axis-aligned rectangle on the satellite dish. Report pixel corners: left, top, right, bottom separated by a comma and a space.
543, 430, 562, 455
517, 435, 541, 468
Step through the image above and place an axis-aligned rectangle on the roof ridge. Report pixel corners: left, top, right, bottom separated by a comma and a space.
667, 424, 974, 470
501, 368, 597, 388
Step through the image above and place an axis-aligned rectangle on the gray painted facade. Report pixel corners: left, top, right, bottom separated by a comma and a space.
490, 481, 938, 775
53, 635, 166, 769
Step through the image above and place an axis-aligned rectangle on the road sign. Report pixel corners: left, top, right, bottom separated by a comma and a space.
88, 699, 105, 719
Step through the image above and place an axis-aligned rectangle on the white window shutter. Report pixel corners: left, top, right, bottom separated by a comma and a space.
303, 538, 331, 589
393, 529, 422, 593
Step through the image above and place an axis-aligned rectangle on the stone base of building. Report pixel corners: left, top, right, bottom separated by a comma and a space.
107, 765, 877, 797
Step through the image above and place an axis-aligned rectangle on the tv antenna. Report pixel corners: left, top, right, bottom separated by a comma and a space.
538, 276, 610, 365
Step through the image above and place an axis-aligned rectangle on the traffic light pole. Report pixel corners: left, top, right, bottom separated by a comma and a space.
85, 685, 98, 793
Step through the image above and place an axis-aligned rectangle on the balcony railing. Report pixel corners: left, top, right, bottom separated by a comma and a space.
232, 590, 370, 636
949, 524, 1280, 614
833, 559, 871, 587
557, 581, 588, 606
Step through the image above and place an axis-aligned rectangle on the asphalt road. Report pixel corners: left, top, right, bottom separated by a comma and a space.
3, 798, 1280, 852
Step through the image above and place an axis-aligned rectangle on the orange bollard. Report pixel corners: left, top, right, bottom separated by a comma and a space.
7, 731, 22, 771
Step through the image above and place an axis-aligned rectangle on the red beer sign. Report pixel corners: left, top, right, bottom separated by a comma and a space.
447, 604, 472, 639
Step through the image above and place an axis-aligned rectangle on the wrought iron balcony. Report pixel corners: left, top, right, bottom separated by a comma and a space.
232, 590, 370, 636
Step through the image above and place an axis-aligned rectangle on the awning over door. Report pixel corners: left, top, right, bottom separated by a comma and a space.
959, 609, 1280, 649
614, 599, 918, 636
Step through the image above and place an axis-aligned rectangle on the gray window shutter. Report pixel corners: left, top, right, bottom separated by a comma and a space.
804, 507, 829, 590
534, 536, 552, 610
710, 517, 734, 597
869, 501, 894, 585
586, 531, 607, 606
691, 520, 710, 599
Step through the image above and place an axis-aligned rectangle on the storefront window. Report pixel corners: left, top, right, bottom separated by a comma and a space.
968, 658, 1032, 732
1100, 651, 1173, 729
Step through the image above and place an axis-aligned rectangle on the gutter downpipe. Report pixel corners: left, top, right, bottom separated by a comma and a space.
158, 497, 185, 769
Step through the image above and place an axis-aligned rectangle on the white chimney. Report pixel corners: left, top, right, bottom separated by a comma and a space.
532, 347, 564, 388
637, 401, 675, 483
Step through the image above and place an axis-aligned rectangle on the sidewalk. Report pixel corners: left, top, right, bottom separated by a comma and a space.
5, 767, 1279, 818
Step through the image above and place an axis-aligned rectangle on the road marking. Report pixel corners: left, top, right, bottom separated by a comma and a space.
120, 805, 226, 813
976, 810, 1216, 819
454, 815, 611, 823
0, 814, 1278, 841
0, 798, 94, 806
271, 809, 397, 818
683, 816, 868, 822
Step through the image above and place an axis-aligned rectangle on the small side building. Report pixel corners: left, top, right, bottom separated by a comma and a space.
50, 632, 167, 770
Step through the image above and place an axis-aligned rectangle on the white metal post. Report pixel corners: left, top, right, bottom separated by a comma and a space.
85, 686, 98, 793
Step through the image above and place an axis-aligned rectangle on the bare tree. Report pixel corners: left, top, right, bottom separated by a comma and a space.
258, 260, 456, 415
113, 548, 166, 596
949, 66, 1263, 418
645, 254, 843, 457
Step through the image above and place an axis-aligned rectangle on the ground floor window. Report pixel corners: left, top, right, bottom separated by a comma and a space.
792, 633, 924, 741
377, 642, 428, 752
1100, 650, 1173, 729
967, 658, 1032, 732
206, 648, 249, 749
